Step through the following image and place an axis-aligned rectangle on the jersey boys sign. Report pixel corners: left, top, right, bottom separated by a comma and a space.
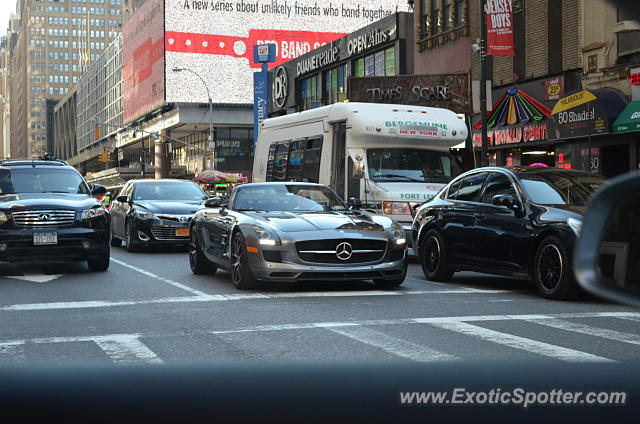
486, 0, 514, 56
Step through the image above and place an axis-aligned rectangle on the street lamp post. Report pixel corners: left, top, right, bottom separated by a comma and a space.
172, 68, 215, 172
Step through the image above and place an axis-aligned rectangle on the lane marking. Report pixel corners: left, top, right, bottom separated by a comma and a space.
207, 312, 640, 335
527, 318, 640, 346
110, 257, 211, 297
324, 325, 456, 362
93, 335, 163, 364
0, 289, 512, 312
5, 274, 63, 283
0, 342, 26, 363
427, 321, 614, 363
0, 334, 162, 365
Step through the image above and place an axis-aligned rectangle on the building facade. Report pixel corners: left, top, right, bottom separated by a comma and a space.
6, 0, 145, 159
0, 36, 11, 159
269, 13, 415, 115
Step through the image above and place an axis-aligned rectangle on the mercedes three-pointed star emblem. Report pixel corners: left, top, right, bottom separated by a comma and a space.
335, 242, 353, 261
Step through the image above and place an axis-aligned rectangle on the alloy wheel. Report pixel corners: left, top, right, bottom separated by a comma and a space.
424, 235, 441, 274
538, 244, 563, 291
231, 236, 244, 284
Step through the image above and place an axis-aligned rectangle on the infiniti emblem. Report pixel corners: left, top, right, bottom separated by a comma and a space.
179, 217, 189, 223
335, 242, 353, 261
39, 213, 52, 221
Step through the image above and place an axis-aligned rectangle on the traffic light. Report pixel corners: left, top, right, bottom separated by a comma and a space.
98, 152, 109, 163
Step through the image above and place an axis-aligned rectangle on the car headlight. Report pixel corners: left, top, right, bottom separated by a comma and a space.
382, 201, 412, 215
81, 207, 107, 220
391, 222, 406, 245
567, 217, 582, 236
252, 225, 281, 246
133, 210, 156, 220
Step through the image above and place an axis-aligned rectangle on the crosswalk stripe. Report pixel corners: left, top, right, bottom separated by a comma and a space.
428, 321, 614, 362
0, 342, 26, 363
323, 325, 456, 362
528, 318, 640, 345
93, 335, 163, 364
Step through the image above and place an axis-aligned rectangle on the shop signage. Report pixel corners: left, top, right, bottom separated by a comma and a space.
631, 67, 640, 101
630, 72, 640, 85
346, 27, 392, 56
348, 74, 469, 113
472, 122, 549, 147
551, 90, 608, 138
296, 45, 340, 76
486, 0, 514, 56
273, 66, 289, 108
543, 76, 564, 101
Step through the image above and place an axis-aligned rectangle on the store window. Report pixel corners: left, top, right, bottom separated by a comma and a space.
324, 64, 347, 104
353, 47, 396, 78
300, 74, 321, 110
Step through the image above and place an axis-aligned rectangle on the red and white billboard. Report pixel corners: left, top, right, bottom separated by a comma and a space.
164, 0, 410, 104
486, 0, 514, 56
123, 0, 166, 124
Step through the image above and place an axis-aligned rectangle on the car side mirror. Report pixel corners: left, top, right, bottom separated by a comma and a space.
115, 195, 129, 203
574, 171, 640, 308
491, 194, 517, 209
205, 197, 221, 208
348, 197, 363, 209
91, 184, 107, 197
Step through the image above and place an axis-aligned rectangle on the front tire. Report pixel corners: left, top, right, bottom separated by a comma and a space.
87, 249, 110, 272
534, 236, 578, 300
374, 261, 407, 288
231, 232, 261, 290
125, 220, 140, 253
189, 229, 217, 275
419, 229, 454, 282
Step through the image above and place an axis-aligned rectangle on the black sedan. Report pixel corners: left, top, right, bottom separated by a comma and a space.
411, 167, 606, 299
189, 182, 408, 289
109, 179, 208, 251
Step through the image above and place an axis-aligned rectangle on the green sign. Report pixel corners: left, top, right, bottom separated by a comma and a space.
613, 100, 640, 133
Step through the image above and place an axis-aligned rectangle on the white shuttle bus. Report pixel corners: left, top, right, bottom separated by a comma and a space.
252, 102, 468, 235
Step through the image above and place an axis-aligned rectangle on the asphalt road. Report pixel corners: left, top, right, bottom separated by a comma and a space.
1, 247, 639, 364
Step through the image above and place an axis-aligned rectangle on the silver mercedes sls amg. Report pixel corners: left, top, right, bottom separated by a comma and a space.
189, 182, 408, 289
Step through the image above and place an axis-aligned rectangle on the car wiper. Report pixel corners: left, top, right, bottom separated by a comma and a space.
43, 190, 70, 194
379, 174, 423, 182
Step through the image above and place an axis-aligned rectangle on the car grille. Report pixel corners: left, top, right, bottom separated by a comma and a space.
11, 209, 76, 227
158, 215, 192, 223
295, 239, 387, 264
151, 226, 190, 241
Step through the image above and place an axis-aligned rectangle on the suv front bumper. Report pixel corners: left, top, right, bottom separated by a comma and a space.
0, 227, 109, 262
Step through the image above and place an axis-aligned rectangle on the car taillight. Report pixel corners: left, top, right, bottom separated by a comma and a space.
382, 201, 412, 215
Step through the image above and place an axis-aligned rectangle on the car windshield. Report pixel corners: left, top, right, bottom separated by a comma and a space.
0, 168, 90, 195
233, 184, 347, 212
519, 172, 606, 206
133, 181, 207, 201
367, 148, 462, 183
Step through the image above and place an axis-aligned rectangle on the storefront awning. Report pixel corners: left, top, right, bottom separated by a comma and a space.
613, 100, 640, 134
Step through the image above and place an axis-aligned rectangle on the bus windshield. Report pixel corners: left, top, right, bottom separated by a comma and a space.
367, 148, 462, 183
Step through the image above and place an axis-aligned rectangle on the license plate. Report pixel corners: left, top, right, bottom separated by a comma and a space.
176, 228, 190, 237
34, 232, 58, 246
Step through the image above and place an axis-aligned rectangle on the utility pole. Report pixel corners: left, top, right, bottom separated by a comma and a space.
479, 0, 489, 167
172, 68, 215, 172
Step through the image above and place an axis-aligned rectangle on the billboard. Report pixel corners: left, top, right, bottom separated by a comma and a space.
164, 0, 410, 104
486, 0, 514, 56
123, 0, 165, 124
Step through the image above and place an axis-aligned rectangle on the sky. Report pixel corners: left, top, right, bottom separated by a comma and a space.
0, 0, 15, 35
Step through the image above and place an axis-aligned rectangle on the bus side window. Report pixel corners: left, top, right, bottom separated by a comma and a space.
302, 137, 322, 183
273, 142, 290, 181
287, 140, 305, 181
266, 144, 277, 182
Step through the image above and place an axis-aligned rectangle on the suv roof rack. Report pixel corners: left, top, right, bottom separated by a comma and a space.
0, 157, 69, 167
